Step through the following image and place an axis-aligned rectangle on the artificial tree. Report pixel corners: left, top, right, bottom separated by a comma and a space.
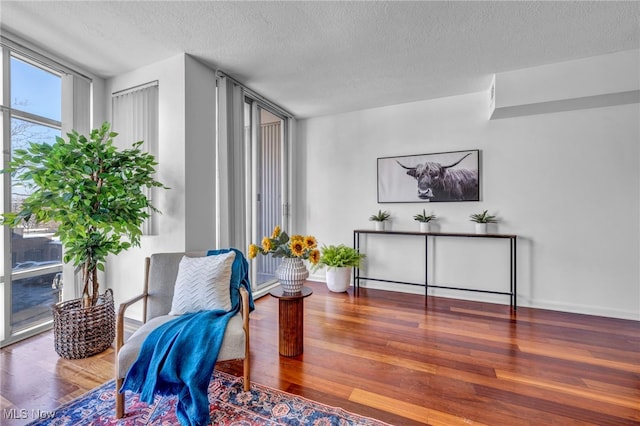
2, 122, 167, 308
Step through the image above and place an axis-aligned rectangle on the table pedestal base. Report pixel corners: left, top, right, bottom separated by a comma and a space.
278, 298, 304, 356
270, 286, 313, 357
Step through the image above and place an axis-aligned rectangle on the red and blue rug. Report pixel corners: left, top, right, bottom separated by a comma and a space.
27, 370, 390, 425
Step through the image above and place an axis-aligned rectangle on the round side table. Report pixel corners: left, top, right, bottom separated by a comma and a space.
269, 286, 313, 357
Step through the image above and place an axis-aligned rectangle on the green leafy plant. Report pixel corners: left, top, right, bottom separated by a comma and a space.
369, 209, 391, 222
469, 210, 497, 223
413, 209, 436, 223
1, 122, 167, 307
313, 244, 365, 270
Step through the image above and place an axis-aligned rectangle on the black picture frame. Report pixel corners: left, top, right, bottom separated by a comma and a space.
377, 149, 480, 203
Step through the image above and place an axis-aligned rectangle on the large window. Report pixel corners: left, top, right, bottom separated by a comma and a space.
3, 53, 63, 335
0, 39, 90, 346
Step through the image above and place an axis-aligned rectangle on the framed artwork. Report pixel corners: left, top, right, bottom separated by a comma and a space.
377, 149, 480, 203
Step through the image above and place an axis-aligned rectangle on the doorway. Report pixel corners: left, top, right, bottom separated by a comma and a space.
245, 101, 289, 290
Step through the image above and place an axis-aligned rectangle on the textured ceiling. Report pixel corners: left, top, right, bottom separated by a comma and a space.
1, 1, 639, 118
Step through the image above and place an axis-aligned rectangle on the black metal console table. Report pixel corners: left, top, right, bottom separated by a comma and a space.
353, 230, 517, 310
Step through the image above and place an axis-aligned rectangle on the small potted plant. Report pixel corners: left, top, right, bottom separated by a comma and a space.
413, 209, 436, 232
313, 244, 365, 292
469, 210, 497, 234
369, 209, 391, 231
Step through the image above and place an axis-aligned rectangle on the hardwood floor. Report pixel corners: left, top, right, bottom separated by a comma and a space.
1, 281, 639, 425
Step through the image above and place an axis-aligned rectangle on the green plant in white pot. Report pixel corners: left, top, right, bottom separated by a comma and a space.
469, 210, 497, 234
413, 209, 436, 232
369, 209, 390, 231
314, 244, 365, 292
1, 122, 167, 358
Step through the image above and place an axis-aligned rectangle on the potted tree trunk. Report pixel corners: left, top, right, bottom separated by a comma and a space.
314, 244, 366, 292
1, 122, 167, 359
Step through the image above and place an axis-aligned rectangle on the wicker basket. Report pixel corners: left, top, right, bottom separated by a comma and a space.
52, 289, 115, 359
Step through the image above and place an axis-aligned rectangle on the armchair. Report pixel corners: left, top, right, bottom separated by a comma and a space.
114, 251, 251, 419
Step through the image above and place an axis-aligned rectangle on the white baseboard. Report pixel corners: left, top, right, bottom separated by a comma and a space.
522, 298, 639, 321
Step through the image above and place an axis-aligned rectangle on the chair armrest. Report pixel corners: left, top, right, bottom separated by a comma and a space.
115, 293, 147, 353
239, 286, 250, 364
239, 286, 250, 334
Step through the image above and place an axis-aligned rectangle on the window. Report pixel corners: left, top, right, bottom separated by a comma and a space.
3, 53, 63, 335
11, 55, 61, 120
1, 38, 90, 346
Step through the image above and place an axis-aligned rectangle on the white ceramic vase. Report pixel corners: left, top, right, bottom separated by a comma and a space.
419, 222, 430, 233
326, 267, 352, 293
275, 257, 309, 294
375, 221, 385, 231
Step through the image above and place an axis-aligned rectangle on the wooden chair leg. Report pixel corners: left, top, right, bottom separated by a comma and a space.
115, 378, 125, 418
243, 356, 250, 391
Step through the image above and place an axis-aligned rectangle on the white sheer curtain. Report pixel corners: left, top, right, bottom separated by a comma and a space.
111, 82, 159, 235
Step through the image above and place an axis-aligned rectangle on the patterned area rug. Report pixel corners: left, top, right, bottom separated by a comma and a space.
27, 370, 390, 425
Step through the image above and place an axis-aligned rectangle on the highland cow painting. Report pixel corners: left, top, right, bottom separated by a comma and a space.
377, 150, 480, 203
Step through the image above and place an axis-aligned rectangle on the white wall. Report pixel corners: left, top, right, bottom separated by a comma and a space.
103, 54, 189, 312
184, 56, 217, 251
102, 54, 218, 314
297, 58, 639, 320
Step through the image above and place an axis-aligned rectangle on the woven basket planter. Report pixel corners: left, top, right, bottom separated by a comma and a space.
52, 289, 115, 359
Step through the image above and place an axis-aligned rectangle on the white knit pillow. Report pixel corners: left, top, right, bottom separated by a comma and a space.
169, 252, 236, 315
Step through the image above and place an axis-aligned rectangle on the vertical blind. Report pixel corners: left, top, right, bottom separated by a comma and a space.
257, 121, 282, 279
111, 81, 159, 235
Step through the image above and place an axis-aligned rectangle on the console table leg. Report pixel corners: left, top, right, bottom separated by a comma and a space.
425, 234, 429, 305
513, 237, 517, 311
354, 231, 360, 296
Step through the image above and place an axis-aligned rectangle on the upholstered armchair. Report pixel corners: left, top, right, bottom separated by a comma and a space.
114, 251, 251, 419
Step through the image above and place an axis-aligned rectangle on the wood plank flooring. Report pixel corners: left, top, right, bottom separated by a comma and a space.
1, 281, 639, 425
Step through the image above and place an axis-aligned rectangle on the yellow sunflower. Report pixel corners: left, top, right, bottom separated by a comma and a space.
304, 235, 317, 249
309, 248, 320, 264
262, 237, 272, 252
290, 240, 305, 257
248, 244, 259, 259
290, 234, 304, 243
271, 225, 281, 238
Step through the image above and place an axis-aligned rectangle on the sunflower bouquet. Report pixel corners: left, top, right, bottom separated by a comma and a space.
248, 225, 320, 265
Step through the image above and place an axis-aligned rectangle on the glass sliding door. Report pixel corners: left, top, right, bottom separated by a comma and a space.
245, 100, 288, 290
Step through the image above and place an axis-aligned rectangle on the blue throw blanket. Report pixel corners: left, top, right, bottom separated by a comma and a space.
120, 248, 255, 426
